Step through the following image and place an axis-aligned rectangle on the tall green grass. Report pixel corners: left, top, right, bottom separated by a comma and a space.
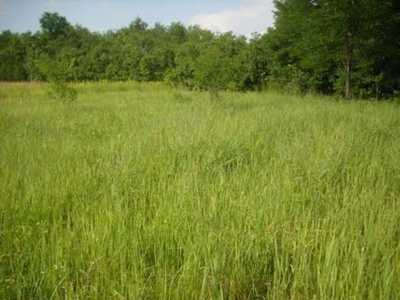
1, 82, 399, 299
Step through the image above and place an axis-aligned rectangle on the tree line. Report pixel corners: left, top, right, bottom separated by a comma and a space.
1, 0, 399, 99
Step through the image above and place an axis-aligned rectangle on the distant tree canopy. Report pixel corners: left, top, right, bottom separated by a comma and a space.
40, 12, 72, 39
1, 3, 399, 99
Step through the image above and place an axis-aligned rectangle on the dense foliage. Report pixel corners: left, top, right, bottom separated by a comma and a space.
268, 0, 400, 99
1, 1, 399, 98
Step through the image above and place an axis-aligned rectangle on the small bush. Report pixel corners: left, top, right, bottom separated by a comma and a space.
48, 80, 77, 104
37, 57, 78, 104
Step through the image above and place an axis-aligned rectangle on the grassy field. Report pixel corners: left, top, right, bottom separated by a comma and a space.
1, 82, 399, 299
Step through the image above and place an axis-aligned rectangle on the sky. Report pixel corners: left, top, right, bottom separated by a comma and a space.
0, 0, 276, 37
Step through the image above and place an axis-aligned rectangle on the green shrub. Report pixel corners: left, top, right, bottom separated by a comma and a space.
48, 80, 77, 104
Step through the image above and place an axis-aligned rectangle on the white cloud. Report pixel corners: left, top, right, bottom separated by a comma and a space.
190, 0, 275, 37
102, 0, 110, 9
44, 0, 58, 5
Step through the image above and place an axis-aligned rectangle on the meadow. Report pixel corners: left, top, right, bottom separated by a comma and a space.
0, 82, 399, 299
